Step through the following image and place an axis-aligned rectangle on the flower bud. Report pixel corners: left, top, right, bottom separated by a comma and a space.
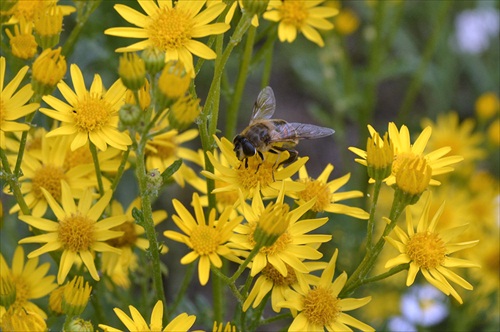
34, 5, 63, 49
141, 46, 165, 75
62, 276, 92, 317
64, 318, 94, 332
254, 202, 289, 249
32, 47, 67, 96
366, 132, 393, 181
119, 103, 143, 128
168, 94, 201, 131
0, 274, 16, 309
394, 155, 431, 205
157, 61, 191, 109
118, 53, 146, 91
242, 0, 269, 16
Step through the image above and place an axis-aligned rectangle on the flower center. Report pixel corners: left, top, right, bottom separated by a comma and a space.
394, 154, 432, 195
58, 212, 95, 252
64, 146, 92, 170
259, 231, 292, 256
237, 158, 275, 192
262, 263, 297, 286
280, 0, 308, 27
32, 165, 67, 200
148, 7, 193, 51
391, 152, 415, 177
303, 286, 341, 327
107, 221, 137, 248
406, 231, 446, 269
190, 224, 220, 256
298, 179, 332, 212
73, 93, 111, 133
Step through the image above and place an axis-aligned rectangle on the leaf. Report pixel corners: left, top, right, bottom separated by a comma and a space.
161, 159, 183, 183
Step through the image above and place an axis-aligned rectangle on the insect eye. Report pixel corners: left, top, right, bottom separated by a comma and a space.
243, 141, 256, 156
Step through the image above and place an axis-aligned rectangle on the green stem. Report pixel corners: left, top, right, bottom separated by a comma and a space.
355, 264, 409, 288
225, 25, 256, 139
230, 246, 260, 284
13, 112, 37, 177
89, 141, 104, 196
134, 142, 167, 308
341, 190, 409, 297
0, 149, 30, 215
397, 0, 452, 123
210, 266, 244, 303
110, 149, 130, 191
62, 0, 102, 57
366, 179, 383, 250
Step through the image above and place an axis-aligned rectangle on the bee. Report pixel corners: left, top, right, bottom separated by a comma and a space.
233, 86, 335, 167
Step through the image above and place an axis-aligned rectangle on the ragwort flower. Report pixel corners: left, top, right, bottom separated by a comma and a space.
279, 249, 374, 331
229, 187, 331, 278
18, 181, 128, 284
0, 246, 57, 319
164, 193, 243, 285
98, 300, 196, 332
104, 0, 230, 76
263, 0, 338, 47
0, 57, 39, 150
385, 195, 480, 304
40, 64, 131, 151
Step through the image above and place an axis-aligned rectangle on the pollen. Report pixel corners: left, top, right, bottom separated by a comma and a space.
262, 263, 297, 286
32, 165, 67, 200
73, 94, 111, 133
148, 7, 193, 51
280, 1, 308, 27
298, 179, 332, 212
58, 212, 95, 252
406, 231, 446, 269
303, 286, 341, 327
107, 222, 137, 248
260, 232, 292, 256
190, 224, 220, 256
237, 159, 275, 191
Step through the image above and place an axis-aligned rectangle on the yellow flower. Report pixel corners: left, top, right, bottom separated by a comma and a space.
279, 249, 374, 331
7, 135, 96, 217
0, 307, 47, 332
31, 47, 67, 96
421, 112, 486, 167
168, 94, 201, 131
40, 64, 131, 151
104, 0, 230, 77
212, 321, 237, 332
62, 276, 92, 317
385, 195, 480, 304
202, 136, 307, 199
263, 0, 338, 47
0, 57, 39, 150
488, 118, 500, 146
291, 163, 369, 218
118, 52, 146, 91
34, 5, 63, 49
475, 92, 499, 120
0, 246, 57, 319
365, 132, 393, 181
9, 0, 75, 23
157, 60, 191, 103
334, 7, 360, 35
144, 126, 201, 188
98, 300, 196, 332
5, 17, 38, 59
229, 188, 331, 277
164, 193, 243, 285
18, 181, 128, 284
243, 261, 326, 313
350, 123, 464, 186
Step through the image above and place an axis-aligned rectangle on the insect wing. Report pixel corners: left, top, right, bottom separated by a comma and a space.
250, 86, 276, 124
287, 123, 335, 139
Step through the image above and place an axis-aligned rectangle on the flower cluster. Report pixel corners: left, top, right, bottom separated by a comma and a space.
1, 0, 495, 331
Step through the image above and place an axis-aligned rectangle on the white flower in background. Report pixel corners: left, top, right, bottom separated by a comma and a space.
400, 284, 449, 327
454, 7, 499, 54
387, 316, 417, 332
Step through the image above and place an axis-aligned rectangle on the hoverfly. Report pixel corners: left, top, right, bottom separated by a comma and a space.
233, 86, 335, 167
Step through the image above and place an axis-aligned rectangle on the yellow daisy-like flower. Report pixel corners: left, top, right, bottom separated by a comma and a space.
279, 249, 374, 331
40, 64, 131, 151
291, 163, 369, 218
202, 136, 306, 199
0, 57, 39, 149
18, 181, 128, 284
99, 300, 196, 332
5, 17, 38, 60
229, 188, 331, 278
164, 193, 243, 286
7, 135, 96, 217
421, 112, 486, 167
145, 127, 202, 188
263, 0, 338, 47
385, 195, 480, 304
104, 0, 230, 76
0, 307, 47, 332
243, 261, 326, 313
0, 246, 57, 319
350, 123, 464, 186
9, 0, 75, 23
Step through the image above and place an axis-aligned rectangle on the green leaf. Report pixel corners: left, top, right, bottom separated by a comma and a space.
161, 159, 183, 183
